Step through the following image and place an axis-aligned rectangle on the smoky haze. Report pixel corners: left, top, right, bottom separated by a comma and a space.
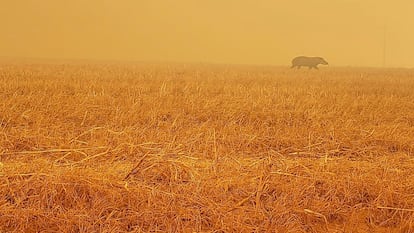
1, 0, 413, 67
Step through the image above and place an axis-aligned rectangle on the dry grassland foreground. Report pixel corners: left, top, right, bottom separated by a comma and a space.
1, 62, 414, 233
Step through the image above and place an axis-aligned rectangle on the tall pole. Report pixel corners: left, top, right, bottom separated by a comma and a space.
382, 20, 387, 67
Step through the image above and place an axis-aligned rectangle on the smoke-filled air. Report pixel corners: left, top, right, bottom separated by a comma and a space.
1, 0, 414, 67
1, 1, 414, 233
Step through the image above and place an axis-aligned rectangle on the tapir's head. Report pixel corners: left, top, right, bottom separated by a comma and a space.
318, 57, 329, 65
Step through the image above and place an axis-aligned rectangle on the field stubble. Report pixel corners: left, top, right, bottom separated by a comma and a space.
0, 63, 414, 232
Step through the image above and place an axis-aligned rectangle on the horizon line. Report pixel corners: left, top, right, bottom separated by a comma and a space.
0, 56, 412, 69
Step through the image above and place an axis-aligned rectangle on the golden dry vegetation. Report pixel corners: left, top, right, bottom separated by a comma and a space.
0, 62, 414, 232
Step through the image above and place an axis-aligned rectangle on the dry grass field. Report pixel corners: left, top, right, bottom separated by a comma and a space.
0, 62, 414, 232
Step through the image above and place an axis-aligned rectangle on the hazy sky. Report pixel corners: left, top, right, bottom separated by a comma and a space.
1, 0, 413, 67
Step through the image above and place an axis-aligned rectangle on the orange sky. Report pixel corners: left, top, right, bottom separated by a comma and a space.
1, 0, 413, 67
